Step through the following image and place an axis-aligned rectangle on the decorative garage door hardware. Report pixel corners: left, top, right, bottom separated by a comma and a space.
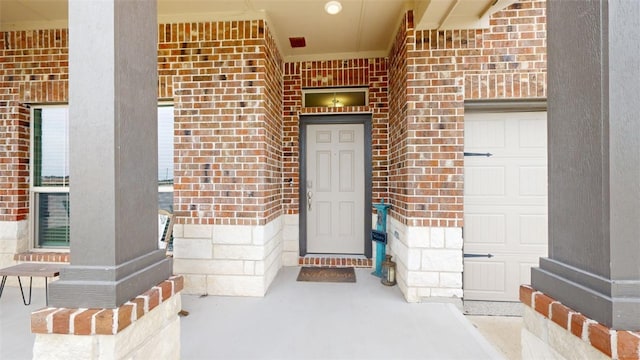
463, 253, 494, 258
464, 152, 493, 157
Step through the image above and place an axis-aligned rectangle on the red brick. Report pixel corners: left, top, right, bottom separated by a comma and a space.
117, 304, 134, 332
550, 302, 571, 330
588, 322, 613, 357
519, 285, 534, 307
131, 297, 146, 320
31, 308, 59, 334
172, 275, 184, 293
52, 308, 76, 334
158, 280, 173, 301
147, 288, 161, 311
94, 309, 115, 335
73, 309, 101, 335
618, 331, 640, 360
533, 292, 554, 318
569, 312, 588, 339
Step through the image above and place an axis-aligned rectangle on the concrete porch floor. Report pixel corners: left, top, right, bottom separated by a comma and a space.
1, 267, 514, 359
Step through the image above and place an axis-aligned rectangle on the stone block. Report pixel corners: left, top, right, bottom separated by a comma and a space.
549, 319, 610, 360
173, 259, 216, 275
439, 272, 462, 288
430, 288, 463, 298
282, 252, 298, 267
254, 260, 265, 275
212, 260, 245, 275
282, 225, 299, 242
406, 226, 429, 248
182, 224, 213, 239
402, 285, 419, 303
421, 249, 463, 272
251, 226, 265, 245
390, 237, 408, 266
444, 227, 463, 249
0, 238, 17, 254
111, 295, 181, 360
33, 333, 98, 360
389, 218, 408, 247
207, 275, 265, 297
283, 239, 298, 252
132, 316, 180, 360
521, 328, 563, 360
524, 306, 549, 343
416, 287, 432, 298
213, 244, 264, 261
407, 248, 421, 270
244, 261, 255, 275
212, 225, 251, 244
172, 224, 184, 238
284, 214, 299, 225
172, 238, 213, 259
0, 220, 27, 241
429, 227, 445, 248
406, 271, 439, 287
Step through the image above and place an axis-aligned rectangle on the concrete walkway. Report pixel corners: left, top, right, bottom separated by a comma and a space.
1, 267, 504, 360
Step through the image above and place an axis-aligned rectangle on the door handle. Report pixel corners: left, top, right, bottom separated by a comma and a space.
307, 191, 312, 211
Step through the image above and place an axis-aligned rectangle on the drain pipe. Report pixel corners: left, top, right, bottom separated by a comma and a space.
371, 200, 391, 277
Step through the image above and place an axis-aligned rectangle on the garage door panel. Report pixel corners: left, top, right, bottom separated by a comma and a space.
464, 167, 505, 196
519, 166, 547, 196
464, 111, 548, 302
464, 254, 541, 300
464, 261, 506, 292
466, 119, 506, 148
465, 214, 506, 244
519, 118, 547, 148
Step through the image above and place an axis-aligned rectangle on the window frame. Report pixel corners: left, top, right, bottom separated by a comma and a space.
29, 103, 175, 250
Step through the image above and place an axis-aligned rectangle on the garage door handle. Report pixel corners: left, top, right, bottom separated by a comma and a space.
464, 152, 493, 157
464, 253, 494, 258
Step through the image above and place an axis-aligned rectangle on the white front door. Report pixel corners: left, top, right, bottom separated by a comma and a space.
463, 111, 548, 301
306, 123, 365, 254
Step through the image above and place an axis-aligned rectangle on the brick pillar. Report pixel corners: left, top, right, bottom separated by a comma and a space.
388, 11, 464, 303
169, 20, 284, 296
0, 102, 30, 268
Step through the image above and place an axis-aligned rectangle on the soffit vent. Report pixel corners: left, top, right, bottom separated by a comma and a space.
289, 37, 306, 48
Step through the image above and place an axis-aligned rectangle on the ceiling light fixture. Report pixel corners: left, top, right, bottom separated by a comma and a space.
324, 1, 342, 15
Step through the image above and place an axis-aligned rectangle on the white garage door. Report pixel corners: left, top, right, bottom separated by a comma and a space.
463, 111, 548, 301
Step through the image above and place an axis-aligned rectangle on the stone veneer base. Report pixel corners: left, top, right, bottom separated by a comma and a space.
520, 285, 640, 360
31, 276, 183, 360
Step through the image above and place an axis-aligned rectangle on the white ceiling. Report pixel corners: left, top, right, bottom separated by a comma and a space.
0, 0, 517, 62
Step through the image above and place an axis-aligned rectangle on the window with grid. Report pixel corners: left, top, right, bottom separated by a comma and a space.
31, 105, 174, 248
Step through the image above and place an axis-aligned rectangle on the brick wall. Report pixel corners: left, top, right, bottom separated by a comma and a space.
0, 0, 546, 242
389, 0, 546, 228
282, 58, 390, 215
156, 19, 283, 226
0, 30, 68, 222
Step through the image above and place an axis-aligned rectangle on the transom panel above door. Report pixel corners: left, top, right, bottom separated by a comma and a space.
300, 114, 372, 257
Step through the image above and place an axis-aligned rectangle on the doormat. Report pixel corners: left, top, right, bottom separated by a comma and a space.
296, 266, 356, 283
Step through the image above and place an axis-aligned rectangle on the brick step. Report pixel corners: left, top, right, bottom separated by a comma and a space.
299, 256, 372, 268
14, 252, 69, 263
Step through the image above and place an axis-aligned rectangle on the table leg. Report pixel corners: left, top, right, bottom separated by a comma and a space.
0, 276, 6, 299
16, 276, 33, 306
